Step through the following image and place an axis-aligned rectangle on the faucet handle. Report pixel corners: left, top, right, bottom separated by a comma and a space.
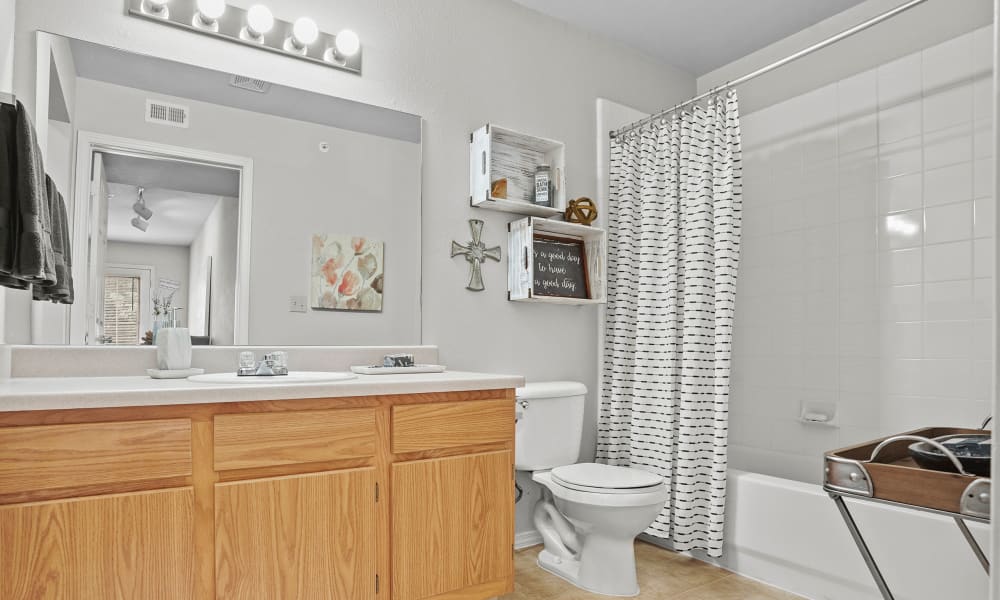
237, 351, 257, 376
239, 351, 256, 368
271, 351, 288, 375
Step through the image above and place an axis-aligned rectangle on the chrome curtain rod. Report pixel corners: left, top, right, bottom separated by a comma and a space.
610, 0, 931, 138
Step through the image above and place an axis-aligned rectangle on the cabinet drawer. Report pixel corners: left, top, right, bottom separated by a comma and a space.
214, 408, 376, 471
0, 419, 192, 496
392, 399, 513, 453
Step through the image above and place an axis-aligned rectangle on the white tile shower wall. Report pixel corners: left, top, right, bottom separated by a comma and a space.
732, 25, 994, 484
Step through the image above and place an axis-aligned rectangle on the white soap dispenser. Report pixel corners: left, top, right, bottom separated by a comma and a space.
155, 307, 192, 371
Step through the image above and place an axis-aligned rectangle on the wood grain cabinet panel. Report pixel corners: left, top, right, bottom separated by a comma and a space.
392, 451, 513, 600
214, 408, 376, 471
0, 487, 196, 599
0, 419, 192, 495
392, 399, 513, 453
215, 468, 377, 600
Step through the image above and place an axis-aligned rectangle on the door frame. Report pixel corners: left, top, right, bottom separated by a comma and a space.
71, 131, 254, 345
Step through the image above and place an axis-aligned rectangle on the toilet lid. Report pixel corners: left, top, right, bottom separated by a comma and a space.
551, 463, 663, 492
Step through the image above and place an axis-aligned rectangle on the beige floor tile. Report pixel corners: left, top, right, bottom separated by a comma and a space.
672, 574, 803, 600
503, 542, 803, 600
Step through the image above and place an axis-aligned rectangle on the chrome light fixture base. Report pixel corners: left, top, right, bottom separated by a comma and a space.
126, 0, 362, 76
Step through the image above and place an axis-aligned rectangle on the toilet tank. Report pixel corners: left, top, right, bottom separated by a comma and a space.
514, 381, 587, 471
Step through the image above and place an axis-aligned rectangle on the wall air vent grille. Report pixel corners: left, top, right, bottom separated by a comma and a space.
229, 75, 271, 93
145, 99, 189, 128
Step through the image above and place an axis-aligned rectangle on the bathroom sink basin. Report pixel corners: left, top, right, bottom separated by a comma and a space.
187, 372, 358, 384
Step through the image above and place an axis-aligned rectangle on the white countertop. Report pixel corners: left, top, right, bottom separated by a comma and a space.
0, 371, 525, 412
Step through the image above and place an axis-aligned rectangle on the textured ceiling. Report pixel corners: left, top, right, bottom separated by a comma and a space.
510, 0, 868, 75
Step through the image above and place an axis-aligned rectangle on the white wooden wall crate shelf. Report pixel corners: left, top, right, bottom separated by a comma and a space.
470, 123, 566, 217
507, 217, 606, 305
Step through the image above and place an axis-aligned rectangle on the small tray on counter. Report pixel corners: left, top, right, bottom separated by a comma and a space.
824, 427, 991, 519
147, 367, 205, 379
350, 364, 446, 375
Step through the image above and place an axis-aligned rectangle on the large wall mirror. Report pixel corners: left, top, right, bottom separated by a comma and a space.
11, 32, 422, 346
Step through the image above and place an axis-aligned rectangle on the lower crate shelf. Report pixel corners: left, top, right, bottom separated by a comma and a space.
471, 197, 563, 218
510, 295, 605, 305
508, 217, 606, 305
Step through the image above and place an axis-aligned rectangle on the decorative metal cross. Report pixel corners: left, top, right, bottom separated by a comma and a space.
451, 219, 501, 292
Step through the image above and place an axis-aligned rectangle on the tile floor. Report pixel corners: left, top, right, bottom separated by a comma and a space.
502, 542, 803, 600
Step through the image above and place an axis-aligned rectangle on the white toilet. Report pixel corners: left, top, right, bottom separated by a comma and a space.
515, 382, 668, 597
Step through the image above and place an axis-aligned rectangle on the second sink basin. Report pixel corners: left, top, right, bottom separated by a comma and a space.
188, 371, 358, 384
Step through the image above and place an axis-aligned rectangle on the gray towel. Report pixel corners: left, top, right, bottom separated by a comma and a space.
11, 100, 56, 286
32, 176, 74, 304
0, 103, 24, 289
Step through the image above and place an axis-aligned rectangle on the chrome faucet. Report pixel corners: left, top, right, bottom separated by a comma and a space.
237, 351, 289, 376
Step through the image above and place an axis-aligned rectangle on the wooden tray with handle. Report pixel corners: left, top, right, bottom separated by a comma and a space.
824, 427, 991, 520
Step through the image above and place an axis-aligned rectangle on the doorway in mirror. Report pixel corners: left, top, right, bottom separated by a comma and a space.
70, 133, 252, 346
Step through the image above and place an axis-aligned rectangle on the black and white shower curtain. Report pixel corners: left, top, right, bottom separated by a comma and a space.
597, 92, 742, 557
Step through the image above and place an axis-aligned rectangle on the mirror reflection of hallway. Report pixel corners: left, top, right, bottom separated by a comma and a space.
93, 150, 241, 346
84, 149, 240, 345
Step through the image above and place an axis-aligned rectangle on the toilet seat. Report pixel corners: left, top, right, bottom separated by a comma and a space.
550, 463, 664, 495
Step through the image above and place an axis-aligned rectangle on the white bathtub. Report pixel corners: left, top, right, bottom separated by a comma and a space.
691, 470, 990, 600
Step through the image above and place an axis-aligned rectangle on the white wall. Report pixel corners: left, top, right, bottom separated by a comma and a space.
730, 25, 994, 484
10, 0, 696, 537
187, 197, 237, 344
67, 76, 422, 346
107, 241, 191, 327
0, 0, 12, 95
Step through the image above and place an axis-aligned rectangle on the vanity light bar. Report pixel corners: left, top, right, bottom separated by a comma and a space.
126, 0, 362, 75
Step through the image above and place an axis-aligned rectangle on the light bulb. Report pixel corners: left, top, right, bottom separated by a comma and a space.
246, 5, 274, 36
142, 0, 169, 16
333, 29, 360, 57
292, 17, 319, 47
196, 0, 226, 21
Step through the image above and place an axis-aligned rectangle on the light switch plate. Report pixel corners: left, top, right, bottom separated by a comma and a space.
289, 295, 308, 313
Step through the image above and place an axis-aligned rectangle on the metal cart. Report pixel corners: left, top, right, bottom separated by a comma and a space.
824, 427, 991, 600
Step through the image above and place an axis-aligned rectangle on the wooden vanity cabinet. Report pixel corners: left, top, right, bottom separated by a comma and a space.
215, 468, 377, 599
390, 399, 516, 600
0, 419, 197, 598
0, 388, 515, 600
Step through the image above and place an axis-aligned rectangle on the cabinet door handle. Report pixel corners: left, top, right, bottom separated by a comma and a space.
482, 151, 486, 175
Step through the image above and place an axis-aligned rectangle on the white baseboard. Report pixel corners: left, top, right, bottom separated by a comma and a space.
514, 530, 542, 550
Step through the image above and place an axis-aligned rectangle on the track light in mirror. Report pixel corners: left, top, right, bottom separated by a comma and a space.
241, 5, 274, 42
131, 216, 150, 232
127, 0, 361, 74
133, 187, 153, 221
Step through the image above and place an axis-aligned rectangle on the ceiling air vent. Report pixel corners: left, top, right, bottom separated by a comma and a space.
145, 99, 189, 128
229, 74, 271, 94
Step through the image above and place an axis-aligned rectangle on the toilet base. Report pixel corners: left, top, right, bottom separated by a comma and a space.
537, 548, 640, 597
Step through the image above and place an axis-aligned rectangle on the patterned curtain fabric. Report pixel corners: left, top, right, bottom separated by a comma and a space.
597, 92, 743, 557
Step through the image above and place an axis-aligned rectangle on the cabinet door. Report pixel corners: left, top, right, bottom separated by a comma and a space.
0, 487, 195, 599
215, 468, 376, 600
392, 451, 513, 600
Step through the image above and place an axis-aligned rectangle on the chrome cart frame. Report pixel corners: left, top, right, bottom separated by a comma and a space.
824, 434, 991, 600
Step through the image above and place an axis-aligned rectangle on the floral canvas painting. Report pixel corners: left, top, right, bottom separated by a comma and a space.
311, 234, 384, 312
